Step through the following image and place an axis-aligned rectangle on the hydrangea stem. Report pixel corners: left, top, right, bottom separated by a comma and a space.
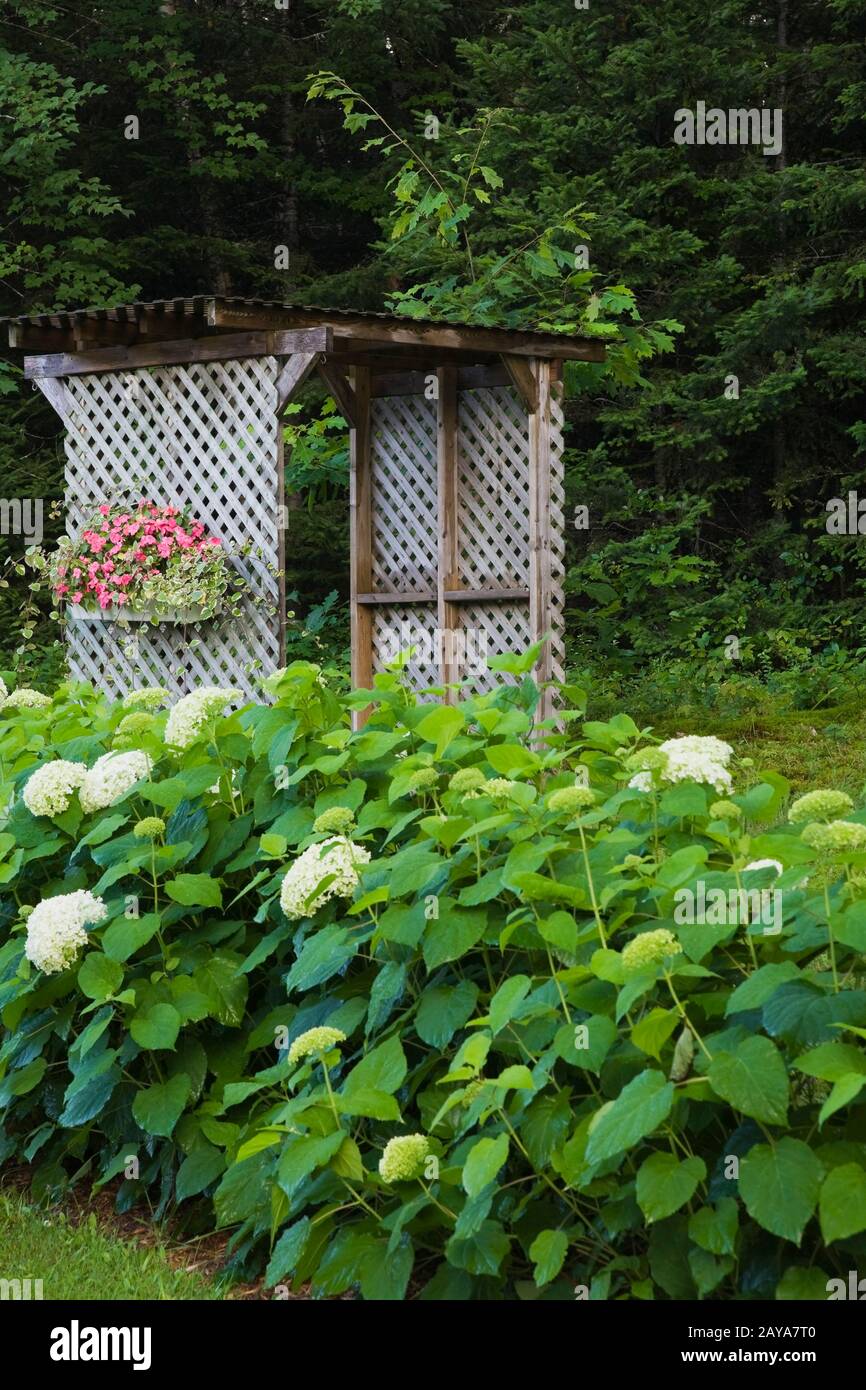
578, 825, 607, 947
663, 970, 712, 1062
823, 882, 839, 992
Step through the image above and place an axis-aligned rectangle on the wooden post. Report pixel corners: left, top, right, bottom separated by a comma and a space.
437, 367, 460, 697
350, 366, 373, 725
33, 377, 71, 426
276, 352, 319, 414
24, 327, 331, 380
528, 358, 555, 722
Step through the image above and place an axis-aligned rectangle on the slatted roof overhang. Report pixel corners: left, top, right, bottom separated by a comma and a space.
1, 295, 606, 372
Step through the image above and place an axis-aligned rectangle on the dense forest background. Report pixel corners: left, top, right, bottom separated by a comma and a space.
1, 0, 865, 716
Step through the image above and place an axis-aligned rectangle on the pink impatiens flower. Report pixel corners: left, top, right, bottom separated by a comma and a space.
63, 501, 225, 613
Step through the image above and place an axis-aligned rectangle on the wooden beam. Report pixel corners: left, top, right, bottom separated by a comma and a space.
437, 365, 461, 697
24, 327, 333, 379
332, 340, 497, 369
10, 324, 75, 352
341, 355, 499, 377
206, 301, 605, 363
356, 588, 529, 604
33, 377, 71, 427
276, 352, 319, 413
316, 360, 358, 428
73, 317, 209, 350
349, 366, 373, 727
356, 592, 435, 605
371, 364, 511, 398
500, 354, 539, 413
444, 588, 529, 602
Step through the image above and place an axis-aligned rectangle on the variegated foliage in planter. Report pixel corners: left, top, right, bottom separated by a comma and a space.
49, 501, 240, 625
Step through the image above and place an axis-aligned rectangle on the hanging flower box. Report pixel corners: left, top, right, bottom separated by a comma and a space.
50, 500, 238, 625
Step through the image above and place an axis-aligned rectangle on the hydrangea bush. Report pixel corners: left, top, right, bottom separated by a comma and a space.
1, 663, 866, 1301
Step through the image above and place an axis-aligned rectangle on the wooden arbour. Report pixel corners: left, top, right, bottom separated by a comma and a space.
3, 298, 604, 716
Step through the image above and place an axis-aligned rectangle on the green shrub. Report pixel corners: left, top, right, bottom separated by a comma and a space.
1, 663, 865, 1301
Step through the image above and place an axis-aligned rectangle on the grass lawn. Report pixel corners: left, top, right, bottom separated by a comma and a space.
0, 1189, 222, 1300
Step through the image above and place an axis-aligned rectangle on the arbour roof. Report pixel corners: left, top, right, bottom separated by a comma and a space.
2, 295, 605, 367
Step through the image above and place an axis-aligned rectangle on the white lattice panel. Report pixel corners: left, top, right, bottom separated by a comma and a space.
458, 387, 530, 588
457, 601, 533, 695
370, 395, 438, 592
549, 384, 566, 686
62, 357, 281, 701
371, 603, 440, 692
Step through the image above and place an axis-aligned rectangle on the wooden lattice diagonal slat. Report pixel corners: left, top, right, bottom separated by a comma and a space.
62, 357, 282, 701
458, 387, 530, 589
362, 378, 562, 707
370, 395, 438, 593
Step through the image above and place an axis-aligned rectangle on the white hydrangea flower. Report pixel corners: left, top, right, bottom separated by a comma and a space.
629, 736, 734, 795
280, 836, 372, 921
743, 858, 783, 876
23, 760, 87, 817
122, 687, 169, 711
0, 676, 6, 699
24, 889, 108, 974
802, 820, 866, 853
628, 770, 653, 793
1, 688, 51, 711
658, 735, 734, 793
288, 1026, 347, 1065
164, 686, 242, 749
79, 749, 152, 813
621, 927, 679, 976
379, 1134, 431, 1183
